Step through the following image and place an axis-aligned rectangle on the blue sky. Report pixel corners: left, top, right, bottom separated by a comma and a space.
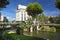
1, 0, 60, 21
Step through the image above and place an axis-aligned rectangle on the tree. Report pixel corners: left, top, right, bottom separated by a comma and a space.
26, 2, 44, 30
49, 16, 60, 24
55, 0, 60, 9
49, 17, 54, 23
3, 17, 9, 22
26, 2, 43, 19
0, 0, 9, 9
54, 16, 60, 24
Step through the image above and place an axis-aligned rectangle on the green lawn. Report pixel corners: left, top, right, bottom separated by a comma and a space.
0, 30, 46, 40
3, 33, 45, 40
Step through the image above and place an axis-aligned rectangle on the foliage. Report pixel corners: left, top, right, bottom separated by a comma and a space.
41, 13, 45, 24
50, 25, 60, 29
36, 15, 41, 21
0, 31, 45, 40
3, 32, 45, 40
39, 26, 56, 32
0, 31, 4, 40
0, 0, 9, 9
50, 27, 56, 32
54, 16, 60, 24
39, 26, 50, 31
26, 2, 43, 18
49, 16, 60, 24
55, 0, 60, 9
16, 27, 23, 35
37, 13, 45, 27
49, 17, 54, 23
25, 19, 33, 28
3, 17, 9, 22
44, 16, 49, 21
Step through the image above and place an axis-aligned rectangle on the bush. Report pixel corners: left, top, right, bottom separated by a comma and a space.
16, 27, 23, 35
39, 26, 50, 31
50, 27, 56, 32
39, 26, 56, 32
49, 25, 60, 29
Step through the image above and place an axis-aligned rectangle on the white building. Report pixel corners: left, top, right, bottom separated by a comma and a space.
16, 4, 29, 21
0, 16, 4, 21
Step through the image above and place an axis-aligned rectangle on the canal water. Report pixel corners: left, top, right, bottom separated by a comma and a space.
23, 29, 60, 40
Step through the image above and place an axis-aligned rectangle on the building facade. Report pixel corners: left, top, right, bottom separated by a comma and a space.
0, 13, 4, 22
0, 13, 1, 21
16, 5, 29, 21
0, 16, 4, 21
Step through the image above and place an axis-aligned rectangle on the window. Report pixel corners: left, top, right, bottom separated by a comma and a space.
21, 13, 23, 21
24, 13, 26, 20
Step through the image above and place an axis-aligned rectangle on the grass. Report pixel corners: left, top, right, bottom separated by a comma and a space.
5, 34, 45, 40
3, 31, 46, 40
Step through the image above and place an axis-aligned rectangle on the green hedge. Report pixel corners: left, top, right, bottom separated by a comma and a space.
49, 25, 60, 29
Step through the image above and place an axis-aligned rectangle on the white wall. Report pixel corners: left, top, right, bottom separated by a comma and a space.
0, 16, 4, 21
16, 5, 29, 21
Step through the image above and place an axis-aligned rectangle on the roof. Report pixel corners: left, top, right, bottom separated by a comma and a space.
18, 4, 27, 9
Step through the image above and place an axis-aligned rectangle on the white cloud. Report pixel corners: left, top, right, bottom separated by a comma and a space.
7, 16, 10, 19
44, 10, 60, 16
